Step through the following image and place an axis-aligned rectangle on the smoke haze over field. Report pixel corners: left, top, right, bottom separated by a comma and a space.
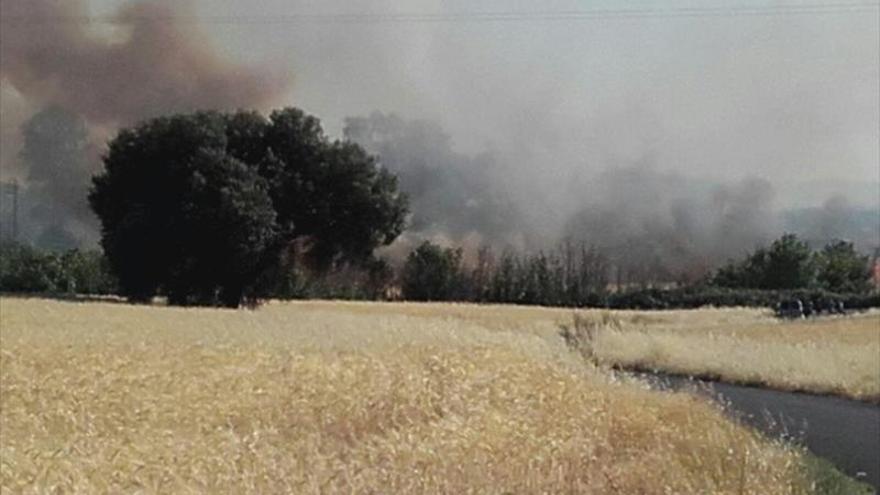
1, 0, 877, 276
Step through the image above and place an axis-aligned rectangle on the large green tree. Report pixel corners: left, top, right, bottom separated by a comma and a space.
814, 240, 871, 293
712, 234, 873, 293
760, 233, 815, 289
712, 233, 814, 290
89, 108, 408, 307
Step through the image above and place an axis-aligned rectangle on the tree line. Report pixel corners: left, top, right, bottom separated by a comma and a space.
400, 240, 610, 306
397, 235, 877, 308
4, 233, 876, 310
2, 106, 876, 309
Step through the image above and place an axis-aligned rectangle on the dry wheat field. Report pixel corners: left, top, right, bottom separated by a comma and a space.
0, 297, 874, 493
585, 308, 880, 402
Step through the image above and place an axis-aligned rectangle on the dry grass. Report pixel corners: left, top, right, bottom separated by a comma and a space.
311, 301, 880, 400
584, 310, 880, 401
0, 297, 851, 493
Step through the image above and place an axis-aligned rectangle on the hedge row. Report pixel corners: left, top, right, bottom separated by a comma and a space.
602, 286, 879, 310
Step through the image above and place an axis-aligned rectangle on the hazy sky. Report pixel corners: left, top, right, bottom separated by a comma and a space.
2, 0, 879, 207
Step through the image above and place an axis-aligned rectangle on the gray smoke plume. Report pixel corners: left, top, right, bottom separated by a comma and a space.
0, 0, 290, 126
342, 105, 877, 282
0, 0, 293, 248
783, 195, 880, 253
344, 112, 524, 245
1, 1, 876, 276
563, 167, 778, 282
15, 106, 101, 248
345, 112, 786, 280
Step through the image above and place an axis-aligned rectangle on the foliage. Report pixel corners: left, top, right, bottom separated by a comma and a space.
603, 286, 878, 310
713, 234, 814, 290
89, 108, 408, 307
401, 241, 464, 301
270, 257, 395, 301
59, 249, 118, 295
761, 234, 815, 289
0, 242, 116, 294
813, 240, 872, 294
713, 234, 872, 294
468, 241, 610, 307
3, 238, 874, 311
397, 238, 877, 310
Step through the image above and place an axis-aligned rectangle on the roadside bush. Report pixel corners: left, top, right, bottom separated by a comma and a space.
60, 249, 118, 295
0, 243, 63, 292
0, 243, 117, 295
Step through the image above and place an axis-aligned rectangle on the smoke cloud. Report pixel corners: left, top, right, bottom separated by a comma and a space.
0, 0, 290, 125
346, 112, 783, 279
14, 106, 101, 248
344, 112, 525, 245
0, 0, 293, 248
783, 195, 880, 253
344, 108, 877, 282
563, 168, 778, 282
1, 1, 876, 280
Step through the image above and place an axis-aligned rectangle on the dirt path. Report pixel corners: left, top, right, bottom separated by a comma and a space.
641, 373, 880, 491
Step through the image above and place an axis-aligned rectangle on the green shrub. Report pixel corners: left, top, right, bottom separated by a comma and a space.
401, 241, 464, 301
0, 243, 117, 295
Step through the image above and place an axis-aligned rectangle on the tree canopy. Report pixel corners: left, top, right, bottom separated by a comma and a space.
814, 240, 872, 293
712, 233, 872, 293
401, 241, 464, 301
89, 108, 408, 307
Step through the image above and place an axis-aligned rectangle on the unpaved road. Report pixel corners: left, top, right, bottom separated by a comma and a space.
641, 374, 880, 491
